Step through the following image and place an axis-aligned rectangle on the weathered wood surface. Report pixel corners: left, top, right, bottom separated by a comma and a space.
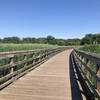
73, 49, 100, 99
0, 50, 72, 100
0, 48, 64, 90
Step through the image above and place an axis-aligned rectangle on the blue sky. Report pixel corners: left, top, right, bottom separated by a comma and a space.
0, 0, 100, 39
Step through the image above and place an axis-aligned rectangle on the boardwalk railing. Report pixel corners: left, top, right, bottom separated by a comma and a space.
72, 49, 100, 99
0, 48, 65, 90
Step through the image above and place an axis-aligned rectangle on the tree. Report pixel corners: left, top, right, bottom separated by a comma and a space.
36, 38, 47, 44
31, 37, 37, 43
46, 35, 56, 44
3, 37, 20, 43
56, 39, 65, 46
80, 33, 100, 45
22, 37, 32, 43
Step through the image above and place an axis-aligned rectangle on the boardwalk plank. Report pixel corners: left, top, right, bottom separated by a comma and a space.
0, 50, 72, 100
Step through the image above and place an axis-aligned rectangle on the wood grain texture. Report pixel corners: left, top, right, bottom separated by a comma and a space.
0, 50, 72, 100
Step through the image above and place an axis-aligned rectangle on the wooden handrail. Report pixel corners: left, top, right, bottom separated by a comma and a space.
72, 49, 100, 99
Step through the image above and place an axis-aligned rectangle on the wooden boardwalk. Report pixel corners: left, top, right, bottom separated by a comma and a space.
0, 50, 72, 100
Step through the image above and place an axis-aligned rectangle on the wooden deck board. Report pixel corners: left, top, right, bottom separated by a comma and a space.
0, 50, 72, 100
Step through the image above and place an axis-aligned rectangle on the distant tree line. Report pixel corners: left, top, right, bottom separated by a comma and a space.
81, 33, 100, 45
0, 33, 99, 46
0, 35, 81, 46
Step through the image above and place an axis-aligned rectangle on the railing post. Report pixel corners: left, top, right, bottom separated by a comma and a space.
82, 57, 87, 74
38, 52, 41, 62
46, 51, 48, 58
86, 59, 91, 80
24, 55, 27, 67
32, 53, 35, 64
43, 51, 46, 58
10, 57, 14, 74
97, 64, 100, 93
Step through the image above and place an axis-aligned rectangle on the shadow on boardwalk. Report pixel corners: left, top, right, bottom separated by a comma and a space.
69, 53, 83, 100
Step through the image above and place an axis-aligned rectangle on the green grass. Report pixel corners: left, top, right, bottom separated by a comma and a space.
0, 43, 59, 52
79, 44, 100, 53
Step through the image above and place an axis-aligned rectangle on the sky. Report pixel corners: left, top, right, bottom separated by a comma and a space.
0, 0, 100, 39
